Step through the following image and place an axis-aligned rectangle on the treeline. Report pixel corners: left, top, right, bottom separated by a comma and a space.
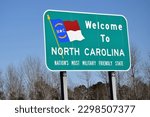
0, 46, 150, 100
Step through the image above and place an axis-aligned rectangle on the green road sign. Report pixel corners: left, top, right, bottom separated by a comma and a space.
43, 10, 130, 71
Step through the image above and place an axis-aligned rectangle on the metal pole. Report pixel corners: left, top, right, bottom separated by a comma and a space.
108, 71, 113, 100
112, 72, 117, 100
60, 71, 68, 100
108, 71, 117, 100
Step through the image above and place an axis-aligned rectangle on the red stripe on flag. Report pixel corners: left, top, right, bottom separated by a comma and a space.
63, 20, 80, 31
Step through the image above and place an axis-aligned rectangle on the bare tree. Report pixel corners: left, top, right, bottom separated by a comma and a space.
5, 65, 25, 99
143, 53, 150, 99
20, 57, 61, 99
21, 57, 43, 99
81, 71, 92, 88
134, 77, 148, 99
0, 71, 5, 99
80, 71, 92, 99
97, 71, 109, 99
115, 71, 129, 99
126, 45, 140, 99
73, 85, 87, 100
29, 76, 59, 100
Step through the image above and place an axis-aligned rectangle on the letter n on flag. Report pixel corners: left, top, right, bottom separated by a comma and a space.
51, 19, 84, 42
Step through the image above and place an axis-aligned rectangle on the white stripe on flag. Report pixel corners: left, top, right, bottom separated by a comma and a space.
67, 30, 84, 42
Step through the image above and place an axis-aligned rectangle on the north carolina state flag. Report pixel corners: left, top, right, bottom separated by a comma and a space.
51, 19, 84, 42
63, 20, 84, 42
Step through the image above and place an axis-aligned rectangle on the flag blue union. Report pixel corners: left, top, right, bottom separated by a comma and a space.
51, 19, 70, 43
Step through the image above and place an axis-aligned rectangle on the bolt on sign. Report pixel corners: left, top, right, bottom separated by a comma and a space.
43, 10, 131, 71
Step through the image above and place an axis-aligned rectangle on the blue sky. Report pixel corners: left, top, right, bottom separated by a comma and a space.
0, 0, 150, 84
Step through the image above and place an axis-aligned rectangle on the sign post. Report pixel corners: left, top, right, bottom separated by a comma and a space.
108, 71, 117, 100
43, 10, 130, 100
60, 71, 68, 100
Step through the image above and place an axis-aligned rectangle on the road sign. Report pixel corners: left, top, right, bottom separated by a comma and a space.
43, 10, 130, 71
